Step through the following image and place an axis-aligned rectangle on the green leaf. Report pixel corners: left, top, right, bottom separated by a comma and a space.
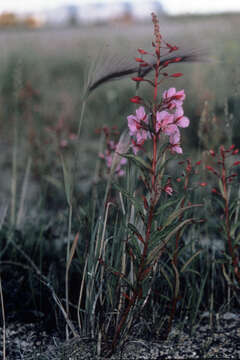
182, 269, 201, 276
229, 198, 240, 212
146, 218, 194, 266
213, 196, 225, 211
154, 199, 179, 217
122, 153, 152, 172
231, 222, 240, 243
180, 250, 202, 273
162, 204, 202, 229
235, 230, 240, 245
113, 183, 145, 219
128, 223, 145, 244
160, 265, 173, 293
61, 154, 73, 206
101, 261, 134, 290
127, 235, 142, 261
190, 271, 209, 327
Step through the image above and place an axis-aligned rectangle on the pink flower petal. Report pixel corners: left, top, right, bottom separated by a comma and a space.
177, 115, 190, 128
164, 124, 179, 137
171, 144, 183, 154
169, 129, 180, 143
136, 106, 146, 121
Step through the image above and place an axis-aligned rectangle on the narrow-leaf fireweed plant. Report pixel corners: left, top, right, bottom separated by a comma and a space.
206, 145, 240, 285
100, 13, 202, 356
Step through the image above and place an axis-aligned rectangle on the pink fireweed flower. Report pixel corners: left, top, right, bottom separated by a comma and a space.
164, 178, 173, 196
156, 110, 179, 137
162, 88, 186, 110
127, 106, 149, 142
169, 131, 183, 154
174, 107, 190, 128
131, 138, 146, 155
99, 150, 127, 177
164, 184, 173, 196
99, 132, 129, 177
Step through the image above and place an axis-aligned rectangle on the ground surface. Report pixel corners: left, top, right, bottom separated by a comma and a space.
1, 312, 240, 359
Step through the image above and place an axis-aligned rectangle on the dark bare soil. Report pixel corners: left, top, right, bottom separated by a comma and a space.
1, 312, 240, 359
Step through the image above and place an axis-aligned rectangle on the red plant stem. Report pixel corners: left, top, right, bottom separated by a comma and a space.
110, 203, 156, 352
152, 133, 157, 188
154, 60, 160, 101
221, 155, 240, 283
110, 290, 139, 354
111, 106, 159, 353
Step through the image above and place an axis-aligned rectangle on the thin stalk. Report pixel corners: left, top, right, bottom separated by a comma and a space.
16, 157, 32, 227
11, 112, 18, 227
77, 99, 86, 138
111, 119, 159, 353
65, 203, 73, 340
0, 274, 6, 360
77, 254, 88, 332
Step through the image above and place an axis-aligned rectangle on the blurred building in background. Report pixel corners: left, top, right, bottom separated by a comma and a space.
41, 0, 165, 26
0, 1, 165, 28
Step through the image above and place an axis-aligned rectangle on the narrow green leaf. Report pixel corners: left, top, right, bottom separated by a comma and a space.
182, 269, 201, 276
146, 218, 194, 266
61, 154, 72, 206
100, 261, 134, 290
154, 199, 179, 217
122, 153, 152, 171
213, 196, 225, 211
190, 271, 208, 327
180, 249, 202, 273
160, 266, 173, 293
230, 223, 240, 240
128, 236, 142, 260
114, 183, 145, 220
128, 223, 145, 244
162, 204, 202, 229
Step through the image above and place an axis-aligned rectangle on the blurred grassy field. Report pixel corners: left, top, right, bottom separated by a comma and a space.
0, 13, 240, 212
